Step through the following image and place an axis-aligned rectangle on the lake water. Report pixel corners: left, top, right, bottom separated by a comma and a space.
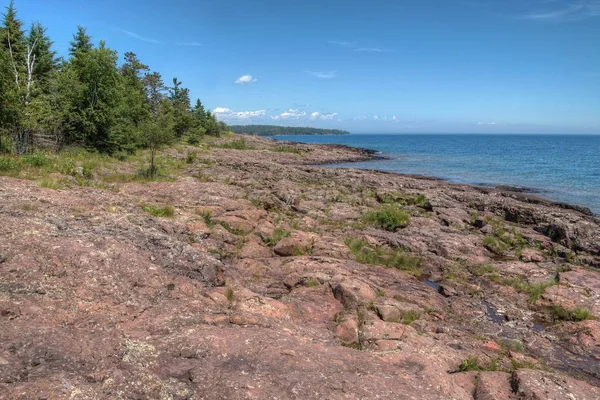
273, 134, 600, 214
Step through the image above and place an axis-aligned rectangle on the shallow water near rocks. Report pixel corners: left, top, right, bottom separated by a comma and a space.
274, 134, 600, 214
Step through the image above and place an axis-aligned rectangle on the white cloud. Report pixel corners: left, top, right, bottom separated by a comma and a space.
213, 107, 266, 121
309, 111, 338, 120
271, 109, 307, 120
235, 75, 258, 85
307, 71, 336, 79
320, 113, 338, 120
353, 115, 367, 121
373, 115, 380, 120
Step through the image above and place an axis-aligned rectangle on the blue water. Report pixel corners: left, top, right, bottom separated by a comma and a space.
273, 134, 600, 214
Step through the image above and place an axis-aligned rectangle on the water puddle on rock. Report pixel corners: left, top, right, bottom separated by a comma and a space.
423, 279, 441, 292
483, 300, 505, 324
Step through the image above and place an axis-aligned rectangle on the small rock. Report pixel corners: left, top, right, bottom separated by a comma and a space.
336, 318, 359, 346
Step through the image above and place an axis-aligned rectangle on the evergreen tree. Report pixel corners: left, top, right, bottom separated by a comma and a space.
65, 39, 122, 151
169, 77, 193, 137
69, 25, 92, 57
27, 22, 57, 93
144, 72, 166, 116
0, 1, 26, 83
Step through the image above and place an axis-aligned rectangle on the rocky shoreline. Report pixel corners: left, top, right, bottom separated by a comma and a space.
1, 134, 599, 399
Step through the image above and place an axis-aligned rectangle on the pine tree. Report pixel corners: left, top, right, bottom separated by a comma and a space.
0, 1, 26, 83
69, 25, 92, 57
168, 77, 192, 137
27, 22, 57, 93
144, 72, 166, 116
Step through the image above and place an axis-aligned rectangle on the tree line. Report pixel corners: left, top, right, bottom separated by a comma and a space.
228, 125, 350, 136
0, 1, 226, 158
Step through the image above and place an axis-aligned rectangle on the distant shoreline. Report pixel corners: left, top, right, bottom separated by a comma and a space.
229, 125, 350, 136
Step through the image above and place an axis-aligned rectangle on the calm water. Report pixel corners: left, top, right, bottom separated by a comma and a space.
273, 134, 600, 214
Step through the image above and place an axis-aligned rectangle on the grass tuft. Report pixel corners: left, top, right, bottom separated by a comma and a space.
346, 238, 421, 275
142, 204, 175, 218
364, 205, 410, 232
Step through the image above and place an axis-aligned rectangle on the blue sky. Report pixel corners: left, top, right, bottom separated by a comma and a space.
8, 0, 600, 133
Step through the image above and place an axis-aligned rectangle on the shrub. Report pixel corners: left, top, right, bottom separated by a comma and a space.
0, 157, 20, 172
22, 152, 49, 167
142, 204, 175, 218
364, 205, 410, 231
346, 238, 421, 275
82, 163, 94, 179
186, 151, 197, 164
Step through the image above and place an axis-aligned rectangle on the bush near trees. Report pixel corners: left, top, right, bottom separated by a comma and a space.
0, 1, 226, 158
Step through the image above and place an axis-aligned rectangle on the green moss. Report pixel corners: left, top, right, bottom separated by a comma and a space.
364, 205, 410, 232
142, 204, 175, 218
483, 236, 510, 255
345, 238, 421, 275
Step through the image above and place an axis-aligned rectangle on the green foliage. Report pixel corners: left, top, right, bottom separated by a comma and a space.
548, 305, 594, 322
364, 205, 410, 231
199, 210, 215, 228
483, 236, 510, 255
458, 356, 481, 372
217, 139, 253, 150
229, 125, 349, 136
225, 287, 235, 305
402, 311, 421, 325
186, 151, 197, 164
345, 238, 421, 275
378, 192, 428, 207
142, 203, 175, 218
22, 152, 49, 167
270, 145, 302, 154
0, 156, 19, 171
263, 227, 291, 247
0, 3, 219, 156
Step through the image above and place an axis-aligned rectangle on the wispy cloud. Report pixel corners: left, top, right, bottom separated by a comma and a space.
329, 40, 394, 53
235, 74, 258, 85
306, 70, 336, 79
355, 47, 395, 53
328, 40, 357, 48
117, 28, 203, 46
176, 42, 203, 47
118, 29, 165, 44
521, 0, 600, 21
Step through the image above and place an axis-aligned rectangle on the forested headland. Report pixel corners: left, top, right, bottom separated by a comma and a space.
228, 125, 350, 136
0, 0, 226, 159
